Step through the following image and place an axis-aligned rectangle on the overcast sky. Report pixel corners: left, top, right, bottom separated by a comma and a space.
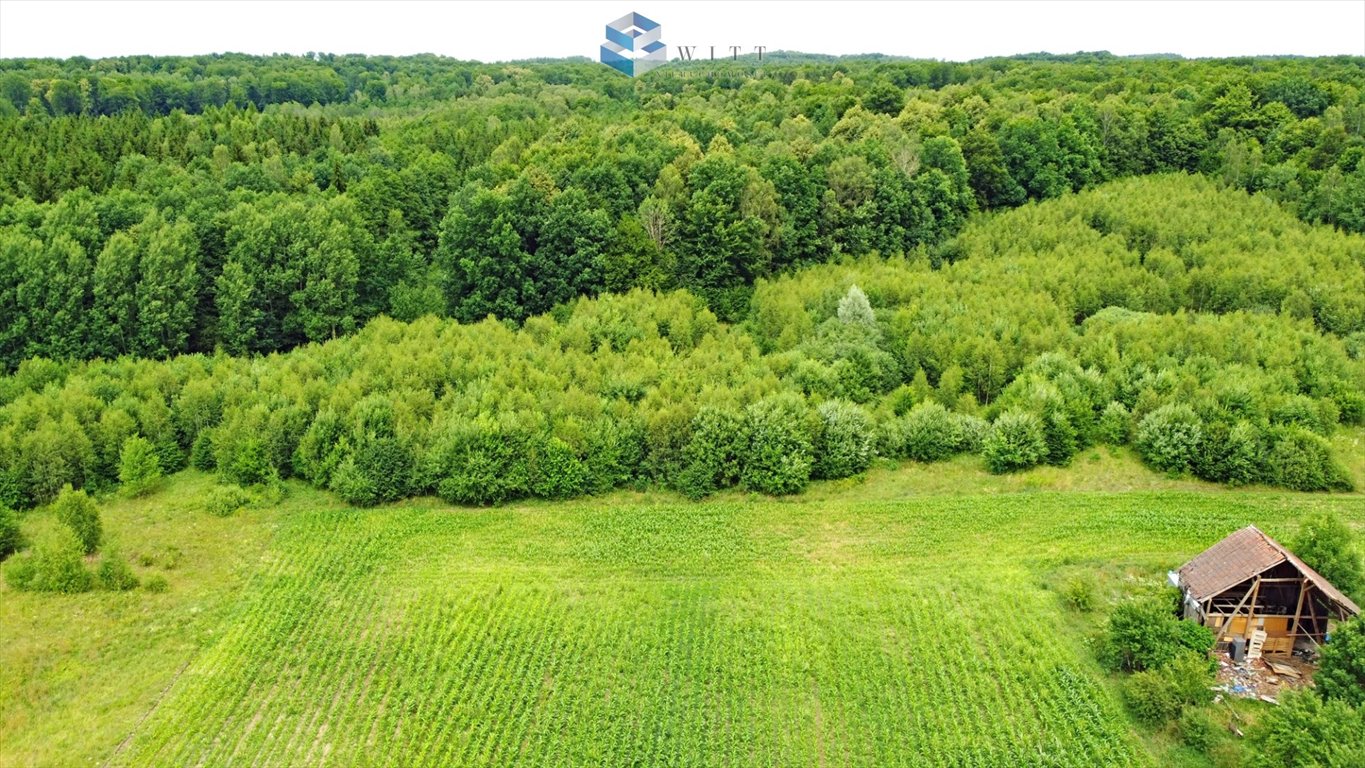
1, 1, 1362, 61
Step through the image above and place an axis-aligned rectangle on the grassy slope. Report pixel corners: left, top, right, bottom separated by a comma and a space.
3, 436, 1363, 768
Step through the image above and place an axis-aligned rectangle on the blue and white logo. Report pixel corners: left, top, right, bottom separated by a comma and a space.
600, 12, 666, 77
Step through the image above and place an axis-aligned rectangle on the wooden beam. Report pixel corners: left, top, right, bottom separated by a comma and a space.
1289, 579, 1308, 642
1306, 590, 1321, 641
1246, 577, 1263, 638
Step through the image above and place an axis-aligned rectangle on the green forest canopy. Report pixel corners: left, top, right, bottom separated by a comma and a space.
0, 174, 1361, 509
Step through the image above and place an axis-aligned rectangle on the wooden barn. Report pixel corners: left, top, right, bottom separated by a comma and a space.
1171, 525, 1360, 658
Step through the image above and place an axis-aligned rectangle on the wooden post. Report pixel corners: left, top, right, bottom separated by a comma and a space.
1305, 589, 1321, 641
1245, 578, 1262, 639
1289, 579, 1308, 639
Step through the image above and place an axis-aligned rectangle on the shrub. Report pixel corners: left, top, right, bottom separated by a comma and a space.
1317, 615, 1365, 707
1250, 688, 1365, 768
144, 574, 170, 593
1266, 427, 1354, 491
204, 485, 252, 517
1042, 409, 1079, 466
1097, 401, 1132, 445
117, 435, 163, 497
0, 468, 26, 510
219, 436, 278, 487
740, 394, 815, 496
1163, 651, 1215, 707
948, 413, 989, 454
1195, 420, 1263, 486
1293, 513, 1363, 604
894, 401, 958, 462
96, 550, 140, 591
431, 417, 531, 506
812, 400, 875, 480
1177, 707, 1217, 751
676, 407, 745, 499
528, 435, 587, 500
330, 457, 378, 507
982, 411, 1047, 473
52, 485, 102, 555
189, 430, 216, 471
1060, 576, 1096, 612
583, 414, 646, 494
3, 527, 93, 593
1098, 593, 1214, 673
1135, 404, 1203, 474
1123, 669, 1182, 724
0, 505, 22, 560
1121, 652, 1213, 725
355, 437, 415, 504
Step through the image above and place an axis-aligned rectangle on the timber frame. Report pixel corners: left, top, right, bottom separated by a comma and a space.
1172, 526, 1360, 656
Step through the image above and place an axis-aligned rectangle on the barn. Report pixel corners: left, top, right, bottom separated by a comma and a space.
1170, 525, 1361, 658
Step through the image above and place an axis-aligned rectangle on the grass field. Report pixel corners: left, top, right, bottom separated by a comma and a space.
3, 446, 1364, 767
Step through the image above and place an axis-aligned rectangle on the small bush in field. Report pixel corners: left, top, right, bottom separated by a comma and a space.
96, 550, 140, 591
52, 485, 102, 555
204, 485, 252, 517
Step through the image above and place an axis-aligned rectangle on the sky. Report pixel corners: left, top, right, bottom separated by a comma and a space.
1, 0, 1362, 62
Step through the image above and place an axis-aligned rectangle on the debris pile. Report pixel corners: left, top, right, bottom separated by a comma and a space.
1212, 653, 1316, 704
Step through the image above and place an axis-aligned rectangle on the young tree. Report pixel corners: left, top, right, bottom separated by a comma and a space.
118, 435, 163, 497
52, 485, 102, 555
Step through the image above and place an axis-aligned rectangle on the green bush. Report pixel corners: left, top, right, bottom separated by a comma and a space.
676, 407, 745, 499
1177, 707, 1217, 751
893, 401, 958, 462
1122, 669, 1182, 724
1267, 427, 1354, 491
96, 550, 140, 591
948, 413, 989, 454
1317, 615, 1365, 707
3, 526, 93, 593
117, 435, 163, 497
1042, 409, 1079, 466
583, 414, 646, 494
431, 417, 532, 506
329, 457, 377, 507
740, 394, 815, 496
982, 411, 1048, 473
189, 430, 216, 471
334, 437, 416, 507
812, 400, 875, 480
204, 485, 252, 517
528, 435, 587, 500
1293, 513, 1364, 604
1097, 401, 1132, 445
1098, 593, 1214, 673
1060, 576, 1096, 612
52, 485, 102, 555
218, 436, 278, 487
1135, 404, 1203, 475
144, 574, 170, 593
0, 504, 22, 560
1250, 689, 1365, 768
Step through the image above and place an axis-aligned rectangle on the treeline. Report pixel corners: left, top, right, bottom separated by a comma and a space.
3, 55, 1365, 368
0, 176, 1361, 511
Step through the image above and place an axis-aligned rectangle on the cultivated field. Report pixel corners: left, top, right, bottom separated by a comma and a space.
4, 447, 1363, 768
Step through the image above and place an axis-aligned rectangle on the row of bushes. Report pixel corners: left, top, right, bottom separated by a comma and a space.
2, 486, 142, 593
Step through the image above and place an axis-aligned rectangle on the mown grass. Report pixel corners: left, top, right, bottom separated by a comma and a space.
2, 447, 1363, 767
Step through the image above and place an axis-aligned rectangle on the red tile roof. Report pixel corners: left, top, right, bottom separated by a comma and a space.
1177, 525, 1360, 616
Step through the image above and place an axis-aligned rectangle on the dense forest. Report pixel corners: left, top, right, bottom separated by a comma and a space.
3, 53, 1365, 363
1, 52, 1364, 507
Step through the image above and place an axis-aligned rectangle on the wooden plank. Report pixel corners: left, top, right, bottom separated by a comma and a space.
1289, 580, 1308, 642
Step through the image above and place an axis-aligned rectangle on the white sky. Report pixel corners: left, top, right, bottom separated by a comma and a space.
1, 1, 1362, 61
